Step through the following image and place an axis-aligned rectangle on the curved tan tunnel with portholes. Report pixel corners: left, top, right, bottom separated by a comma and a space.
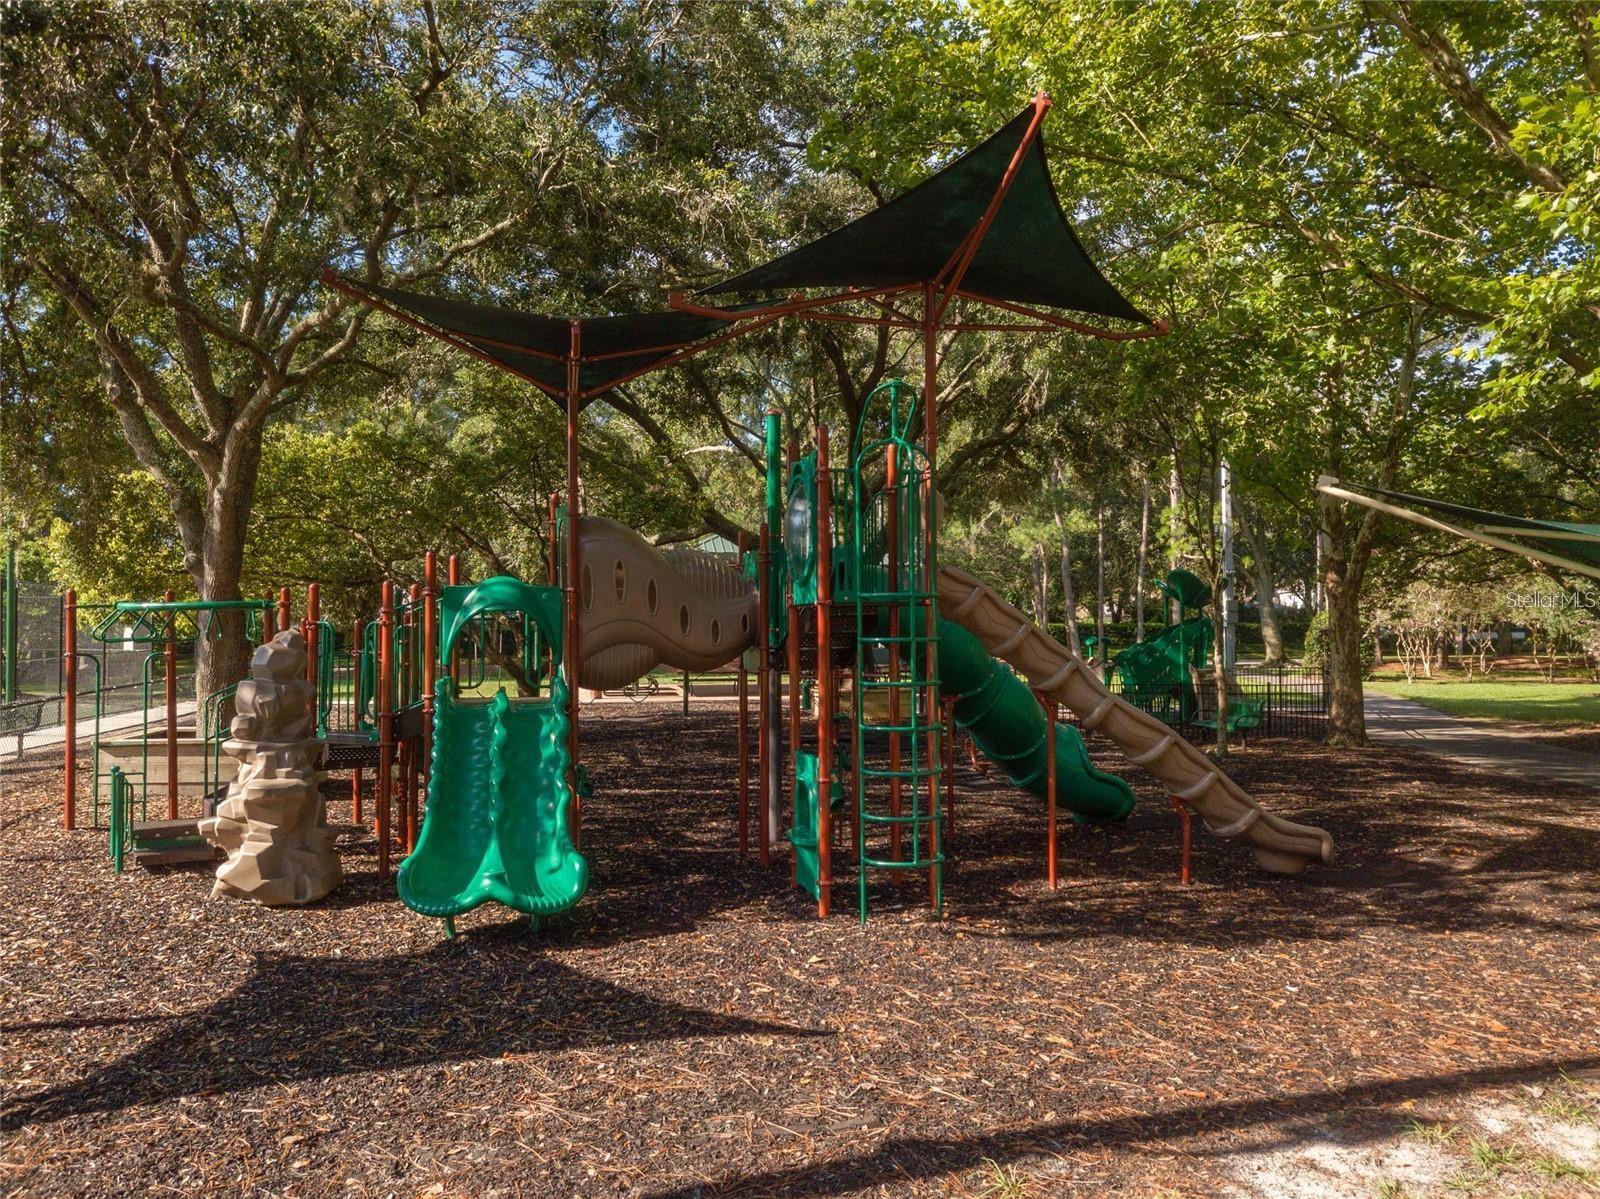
575, 516, 758, 691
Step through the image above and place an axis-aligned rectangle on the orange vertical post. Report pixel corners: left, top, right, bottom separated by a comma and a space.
352, 616, 364, 824
278, 587, 291, 637
815, 426, 834, 918
923, 281, 942, 909
756, 525, 771, 867
163, 589, 178, 819
1172, 797, 1193, 885
304, 582, 320, 700
406, 581, 421, 850
263, 598, 276, 640
447, 554, 460, 686
422, 551, 438, 837
565, 321, 582, 850
1041, 691, 1058, 889
63, 589, 77, 829
377, 580, 395, 878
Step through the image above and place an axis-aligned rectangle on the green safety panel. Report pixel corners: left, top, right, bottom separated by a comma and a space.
938, 617, 1134, 822
789, 751, 822, 902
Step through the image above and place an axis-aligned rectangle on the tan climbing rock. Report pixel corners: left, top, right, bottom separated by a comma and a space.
199, 629, 342, 905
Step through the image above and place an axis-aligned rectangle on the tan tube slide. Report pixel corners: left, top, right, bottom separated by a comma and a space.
576, 516, 758, 691
938, 565, 1333, 875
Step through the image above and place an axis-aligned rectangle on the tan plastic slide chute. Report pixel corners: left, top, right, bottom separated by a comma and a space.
938, 565, 1333, 874
575, 516, 758, 690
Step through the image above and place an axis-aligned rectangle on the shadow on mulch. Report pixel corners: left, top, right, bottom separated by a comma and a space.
639, 1053, 1600, 1199
0, 940, 829, 1131
934, 731, 1600, 945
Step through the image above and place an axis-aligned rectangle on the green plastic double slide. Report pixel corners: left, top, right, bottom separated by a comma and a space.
938, 617, 1135, 821
397, 577, 588, 930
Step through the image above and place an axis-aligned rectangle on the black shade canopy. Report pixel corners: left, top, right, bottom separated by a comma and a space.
702, 105, 1150, 326
324, 277, 766, 403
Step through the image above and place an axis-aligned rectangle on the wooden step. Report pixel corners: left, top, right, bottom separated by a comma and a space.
133, 846, 218, 867
132, 818, 203, 839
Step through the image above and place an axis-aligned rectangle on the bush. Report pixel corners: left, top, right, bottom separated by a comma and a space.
1303, 611, 1375, 678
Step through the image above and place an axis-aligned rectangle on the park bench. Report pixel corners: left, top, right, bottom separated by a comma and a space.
1189, 666, 1266, 747
1, 696, 48, 757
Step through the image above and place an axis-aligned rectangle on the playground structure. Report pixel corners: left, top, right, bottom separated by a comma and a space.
56, 96, 1334, 930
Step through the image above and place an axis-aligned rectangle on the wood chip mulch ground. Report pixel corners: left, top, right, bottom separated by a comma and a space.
2, 706, 1597, 1197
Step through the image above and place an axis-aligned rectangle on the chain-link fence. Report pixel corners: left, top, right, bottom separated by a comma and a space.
3, 585, 198, 756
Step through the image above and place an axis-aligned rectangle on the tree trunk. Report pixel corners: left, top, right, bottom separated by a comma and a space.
1056, 520, 1082, 657
1324, 572, 1367, 745
1030, 542, 1048, 629
1136, 474, 1150, 642
1211, 576, 1230, 757
192, 435, 265, 707
1238, 507, 1285, 665
1094, 506, 1106, 662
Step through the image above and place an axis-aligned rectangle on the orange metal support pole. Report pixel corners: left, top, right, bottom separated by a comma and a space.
447, 554, 460, 686
63, 590, 77, 829
923, 282, 942, 909
422, 551, 437, 834
1040, 691, 1058, 889
352, 615, 364, 824
548, 493, 559, 586
885, 448, 902, 864
263, 599, 276, 640
566, 321, 583, 849
377, 581, 395, 878
736, 532, 750, 857
278, 587, 292, 637
816, 427, 834, 918
1172, 797, 1193, 886
406, 581, 421, 850
163, 589, 178, 819
756, 525, 771, 867
942, 698, 956, 845
786, 597, 801, 885
304, 582, 320, 692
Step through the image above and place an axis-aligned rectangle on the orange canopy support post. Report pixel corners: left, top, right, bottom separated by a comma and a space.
63, 589, 77, 829
565, 320, 583, 850
1039, 690, 1058, 889
278, 587, 292, 638
423, 550, 438, 807
756, 524, 772, 867
304, 582, 320, 691
377, 580, 395, 878
816, 425, 834, 918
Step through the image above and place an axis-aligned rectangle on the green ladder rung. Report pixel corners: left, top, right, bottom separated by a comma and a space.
860, 853, 945, 869
859, 764, 941, 780
854, 591, 938, 602
860, 810, 941, 826
867, 633, 938, 644
857, 678, 940, 690
861, 721, 943, 735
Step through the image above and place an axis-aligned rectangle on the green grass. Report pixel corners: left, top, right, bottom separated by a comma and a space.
1405, 1120, 1459, 1145
976, 1158, 1029, 1198
1365, 678, 1600, 725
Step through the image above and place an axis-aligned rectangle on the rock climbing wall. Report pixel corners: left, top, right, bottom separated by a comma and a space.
200, 629, 342, 905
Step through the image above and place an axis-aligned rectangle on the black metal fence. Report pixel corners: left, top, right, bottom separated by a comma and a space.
1087, 659, 1330, 741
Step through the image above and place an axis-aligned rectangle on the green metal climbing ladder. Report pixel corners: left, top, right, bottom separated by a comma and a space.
849, 379, 943, 921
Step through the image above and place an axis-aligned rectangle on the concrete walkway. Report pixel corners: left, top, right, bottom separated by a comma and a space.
7, 700, 198, 761
1364, 691, 1600, 791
